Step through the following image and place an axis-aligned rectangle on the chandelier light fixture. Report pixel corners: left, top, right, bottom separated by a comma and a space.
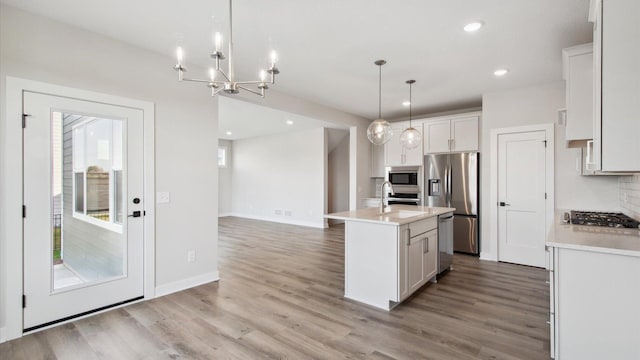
367, 60, 394, 145
173, 0, 280, 97
400, 80, 422, 150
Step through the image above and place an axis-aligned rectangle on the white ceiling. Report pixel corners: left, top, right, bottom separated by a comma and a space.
3, 0, 592, 121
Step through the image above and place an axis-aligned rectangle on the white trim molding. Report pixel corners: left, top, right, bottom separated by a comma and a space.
155, 271, 220, 298
483, 123, 555, 263
2, 77, 155, 342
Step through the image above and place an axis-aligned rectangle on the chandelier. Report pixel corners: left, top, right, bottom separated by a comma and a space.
173, 0, 280, 97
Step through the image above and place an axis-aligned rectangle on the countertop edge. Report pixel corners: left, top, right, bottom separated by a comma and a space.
545, 241, 640, 257
324, 206, 456, 226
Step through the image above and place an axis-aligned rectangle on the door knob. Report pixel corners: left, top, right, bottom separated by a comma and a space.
128, 211, 142, 218
499, 202, 510, 207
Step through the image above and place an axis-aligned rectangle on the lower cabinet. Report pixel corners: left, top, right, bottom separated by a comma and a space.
398, 218, 438, 302
548, 246, 640, 359
344, 216, 439, 310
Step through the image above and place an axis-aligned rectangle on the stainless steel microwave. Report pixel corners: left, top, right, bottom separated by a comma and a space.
386, 166, 419, 186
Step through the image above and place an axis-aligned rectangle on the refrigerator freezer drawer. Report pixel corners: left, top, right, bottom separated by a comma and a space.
453, 215, 478, 254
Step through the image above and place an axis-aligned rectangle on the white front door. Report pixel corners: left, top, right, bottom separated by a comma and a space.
23, 91, 145, 331
497, 130, 547, 267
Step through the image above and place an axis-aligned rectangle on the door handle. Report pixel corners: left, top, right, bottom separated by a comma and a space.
499, 202, 510, 207
128, 210, 142, 218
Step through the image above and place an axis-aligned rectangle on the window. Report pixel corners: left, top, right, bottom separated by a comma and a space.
72, 116, 124, 232
218, 146, 228, 167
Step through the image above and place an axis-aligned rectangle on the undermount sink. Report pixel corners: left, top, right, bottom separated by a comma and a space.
383, 210, 427, 219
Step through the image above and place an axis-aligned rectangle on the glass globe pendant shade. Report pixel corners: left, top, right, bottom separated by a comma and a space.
367, 118, 394, 145
400, 127, 422, 150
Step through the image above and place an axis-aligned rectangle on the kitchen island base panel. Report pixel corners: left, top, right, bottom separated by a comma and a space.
344, 221, 399, 311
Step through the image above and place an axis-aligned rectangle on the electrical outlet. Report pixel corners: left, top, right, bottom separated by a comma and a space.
187, 250, 196, 263
274, 209, 282, 215
284, 210, 292, 216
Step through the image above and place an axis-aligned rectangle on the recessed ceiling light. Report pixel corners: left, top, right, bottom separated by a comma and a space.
402, 101, 411, 106
494, 68, 509, 77
464, 21, 483, 32
286, 120, 294, 125
226, 131, 232, 135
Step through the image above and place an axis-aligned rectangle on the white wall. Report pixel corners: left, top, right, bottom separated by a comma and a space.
0, 4, 219, 337
218, 139, 233, 216
232, 90, 372, 211
230, 128, 326, 228
620, 175, 640, 220
481, 81, 619, 260
328, 133, 350, 223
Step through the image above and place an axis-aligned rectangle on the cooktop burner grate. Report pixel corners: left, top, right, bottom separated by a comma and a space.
570, 211, 640, 229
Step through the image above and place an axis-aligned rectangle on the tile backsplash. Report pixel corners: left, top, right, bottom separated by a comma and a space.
620, 175, 640, 220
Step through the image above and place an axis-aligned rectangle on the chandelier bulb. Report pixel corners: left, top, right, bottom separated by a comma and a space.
214, 32, 222, 52
260, 70, 267, 82
209, 68, 216, 81
176, 46, 184, 64
270, 50, 278, 66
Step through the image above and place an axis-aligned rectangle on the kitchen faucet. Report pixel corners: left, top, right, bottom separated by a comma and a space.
380, 180, 395, 214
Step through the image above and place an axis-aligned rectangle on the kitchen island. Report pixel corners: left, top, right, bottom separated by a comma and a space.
545, 213, 640, 359
325, 205, 455, 310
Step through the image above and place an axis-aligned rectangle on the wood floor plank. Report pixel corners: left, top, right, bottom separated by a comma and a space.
2, 216, 550, 359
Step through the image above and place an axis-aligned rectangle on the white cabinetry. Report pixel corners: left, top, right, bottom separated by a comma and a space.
423, 116, 478, 154
371, 143, 385, 177
344, 216, 438, 310
384, 123, 423, 166
590, 0, 640, 171
548, 246, 640, 359
400, 225, 438, 299
562, 44, 593, 142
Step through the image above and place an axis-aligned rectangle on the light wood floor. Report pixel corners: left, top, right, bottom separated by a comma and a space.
1, 217, 550, 359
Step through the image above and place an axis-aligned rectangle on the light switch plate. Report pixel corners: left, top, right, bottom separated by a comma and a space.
157, 192, 170, 204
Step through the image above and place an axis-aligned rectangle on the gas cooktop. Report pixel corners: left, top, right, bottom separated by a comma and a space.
570, 211, 640, 229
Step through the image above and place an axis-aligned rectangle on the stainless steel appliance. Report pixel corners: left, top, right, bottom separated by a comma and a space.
437, 212, 454, 273
386, 166, 421, 206
570, 210, 640, 228
424, 153, 479, 254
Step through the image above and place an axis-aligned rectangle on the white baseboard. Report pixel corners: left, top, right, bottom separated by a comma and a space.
226, 213, 325, 229
0, 326, 6, 343
479, 252, 498, 262
218, 212, 232, 217
155, 271, 220, 298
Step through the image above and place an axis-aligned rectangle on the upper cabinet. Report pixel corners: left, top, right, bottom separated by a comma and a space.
423, 115, 479, 154
562, 43, 594, 143
384, 122, 423, 166
590, 0, 640, 172
371, 143, 385, 177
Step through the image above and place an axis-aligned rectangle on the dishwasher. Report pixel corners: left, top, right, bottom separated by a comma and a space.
438, 213, 454, 274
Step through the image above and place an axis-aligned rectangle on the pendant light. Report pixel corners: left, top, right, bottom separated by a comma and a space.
400, 80, 422, 150
367, 60, 393, 145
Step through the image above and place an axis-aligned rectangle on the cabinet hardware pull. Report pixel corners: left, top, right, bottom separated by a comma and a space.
424, 237, 429, 253
546, 321, 551, 325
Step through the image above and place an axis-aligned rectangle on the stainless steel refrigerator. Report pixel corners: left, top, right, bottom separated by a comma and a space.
424, 153, 479, 254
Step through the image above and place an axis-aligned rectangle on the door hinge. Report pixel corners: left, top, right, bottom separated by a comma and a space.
22, 113, 31, 128
543, 140, 547, 147
22, 205, 26, 218
22, 294, 26, 308
545, 192, 548, 199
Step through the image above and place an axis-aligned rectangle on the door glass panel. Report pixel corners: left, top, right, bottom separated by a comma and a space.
52, 111, 126, 291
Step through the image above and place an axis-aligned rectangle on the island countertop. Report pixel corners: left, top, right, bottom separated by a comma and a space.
325, 205, 455, 225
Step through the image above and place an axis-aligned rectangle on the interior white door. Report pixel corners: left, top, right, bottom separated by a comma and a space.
23, 91, 145, 331
497, 130, 547, 267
